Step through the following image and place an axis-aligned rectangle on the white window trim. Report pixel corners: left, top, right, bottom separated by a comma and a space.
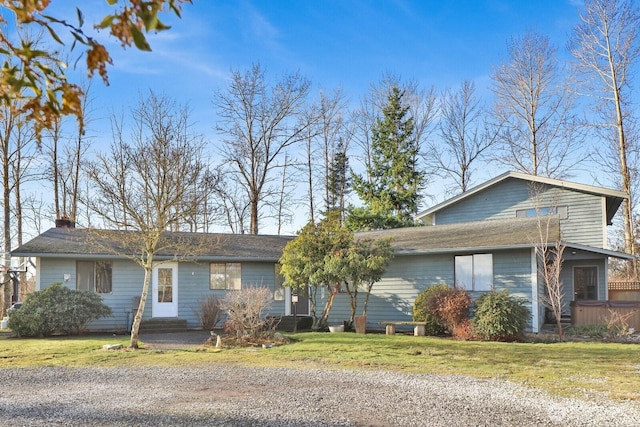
454, 253, 493, 292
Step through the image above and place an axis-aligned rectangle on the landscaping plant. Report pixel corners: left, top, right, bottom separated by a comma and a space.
413, 284, 450, 336
605, 309, 636, 338
426, 286, 472, 338
194, 295, 223, 330
471, 290, 530, 341
222, 287, 274, 338
7, 283, 112, 337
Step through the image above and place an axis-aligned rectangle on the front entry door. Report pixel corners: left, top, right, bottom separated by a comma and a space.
574, 266, 598, 300
152, 263, 178, 317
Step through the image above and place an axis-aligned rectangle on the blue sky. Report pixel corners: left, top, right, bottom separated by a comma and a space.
14, 0, 591, 234
63, 0, 583, 135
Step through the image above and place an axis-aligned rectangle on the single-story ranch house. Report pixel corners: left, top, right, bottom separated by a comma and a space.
11, 171, 633, 333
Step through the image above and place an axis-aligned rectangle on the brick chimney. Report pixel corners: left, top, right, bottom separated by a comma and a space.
55, 217, 75, 228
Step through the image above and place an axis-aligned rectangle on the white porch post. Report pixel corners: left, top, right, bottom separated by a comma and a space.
285, 288, 291, 316
531, 248, 539, 333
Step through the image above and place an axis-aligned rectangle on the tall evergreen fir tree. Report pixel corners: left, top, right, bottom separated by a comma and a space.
349, 86, 425, 230
326, 138, 350, 221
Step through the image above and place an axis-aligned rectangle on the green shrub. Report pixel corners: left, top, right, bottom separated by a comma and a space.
413, 285, 449, 336
471, 290, 530, 341
8, 283, 112, 337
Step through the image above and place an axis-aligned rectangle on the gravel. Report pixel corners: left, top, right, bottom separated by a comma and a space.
1, 365, 639, 426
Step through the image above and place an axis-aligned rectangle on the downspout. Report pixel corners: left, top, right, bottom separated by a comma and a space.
531, 247, 539, 333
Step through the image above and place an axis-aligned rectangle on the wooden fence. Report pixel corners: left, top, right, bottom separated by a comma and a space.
571, 300, 640, 331
608, 281, 640, 301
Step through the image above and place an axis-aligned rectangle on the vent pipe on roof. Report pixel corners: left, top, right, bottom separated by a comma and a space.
55, 217, 75, 228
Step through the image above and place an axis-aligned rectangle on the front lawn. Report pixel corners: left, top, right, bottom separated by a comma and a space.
1, 330, 639, 402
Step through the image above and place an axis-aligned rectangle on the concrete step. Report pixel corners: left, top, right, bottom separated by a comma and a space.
140, 318, 188, 333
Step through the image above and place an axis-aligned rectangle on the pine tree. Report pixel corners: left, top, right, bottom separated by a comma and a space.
349, 86, 424, 230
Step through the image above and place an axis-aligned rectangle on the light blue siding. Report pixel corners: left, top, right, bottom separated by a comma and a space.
35, 257, 284, 331
327, 249, 536, 332
435, 179, 606, 248
38, 258, 76, 290
38, 258, 144, 331
31, 236, 611, 334
326, 254, 452, 328
178, 261, 285, 329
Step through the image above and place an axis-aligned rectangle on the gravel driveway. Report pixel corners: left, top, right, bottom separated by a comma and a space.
1, 364, 640, 426
1, 332, 639, 426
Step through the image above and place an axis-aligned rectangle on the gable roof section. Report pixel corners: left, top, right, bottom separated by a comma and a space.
357, 217, 560, 255
416, 171, 627, 226
11, 227, 294, 262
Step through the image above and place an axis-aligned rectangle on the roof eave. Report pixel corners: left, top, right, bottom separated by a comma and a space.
565, 243, 634, 260
10, 252, 282, 263
393, 243, 535, 255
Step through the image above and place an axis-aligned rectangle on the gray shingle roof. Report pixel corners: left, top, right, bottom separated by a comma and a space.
12, 217, 561, 260
11, 227, 295, 261
356, 217, 560, 254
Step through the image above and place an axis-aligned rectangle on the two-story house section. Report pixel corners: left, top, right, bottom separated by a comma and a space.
412, 171, 632, 329
326, 172, 633, 333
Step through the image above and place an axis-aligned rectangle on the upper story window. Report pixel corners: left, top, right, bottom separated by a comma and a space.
210, 262, 242, 290
516, 205, 568, 219
76, 261, 112, 293
454, 254, 492, 291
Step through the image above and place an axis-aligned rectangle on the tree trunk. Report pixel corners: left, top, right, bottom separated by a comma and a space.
345, 283, 358, 327
307, 136, 315, 224
250, 196, 259, 235
51, 120, 60, 218
316, 284, 337, 330
71, 127, 83, 221
2, 133, 11, 315
613, 83, 636, 276
362, 282, 374, 317
130, 261, 153, 349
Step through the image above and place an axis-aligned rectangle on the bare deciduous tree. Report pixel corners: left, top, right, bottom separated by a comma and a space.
529, 183, 566, 340
1, 100, 40, 314
491, 31, 584, 178
432, 80, 498, 194
212, 168, 251, 234
568, 0, 640, 272
46, 81, 93, 224
303, 88, 350, 224
213, 64, 312, 234
84, 91, 217, 348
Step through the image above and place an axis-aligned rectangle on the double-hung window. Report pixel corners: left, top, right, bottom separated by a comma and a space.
209, 263, 242, 290
454, 254, 492, 291
76, 261, 113, 293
